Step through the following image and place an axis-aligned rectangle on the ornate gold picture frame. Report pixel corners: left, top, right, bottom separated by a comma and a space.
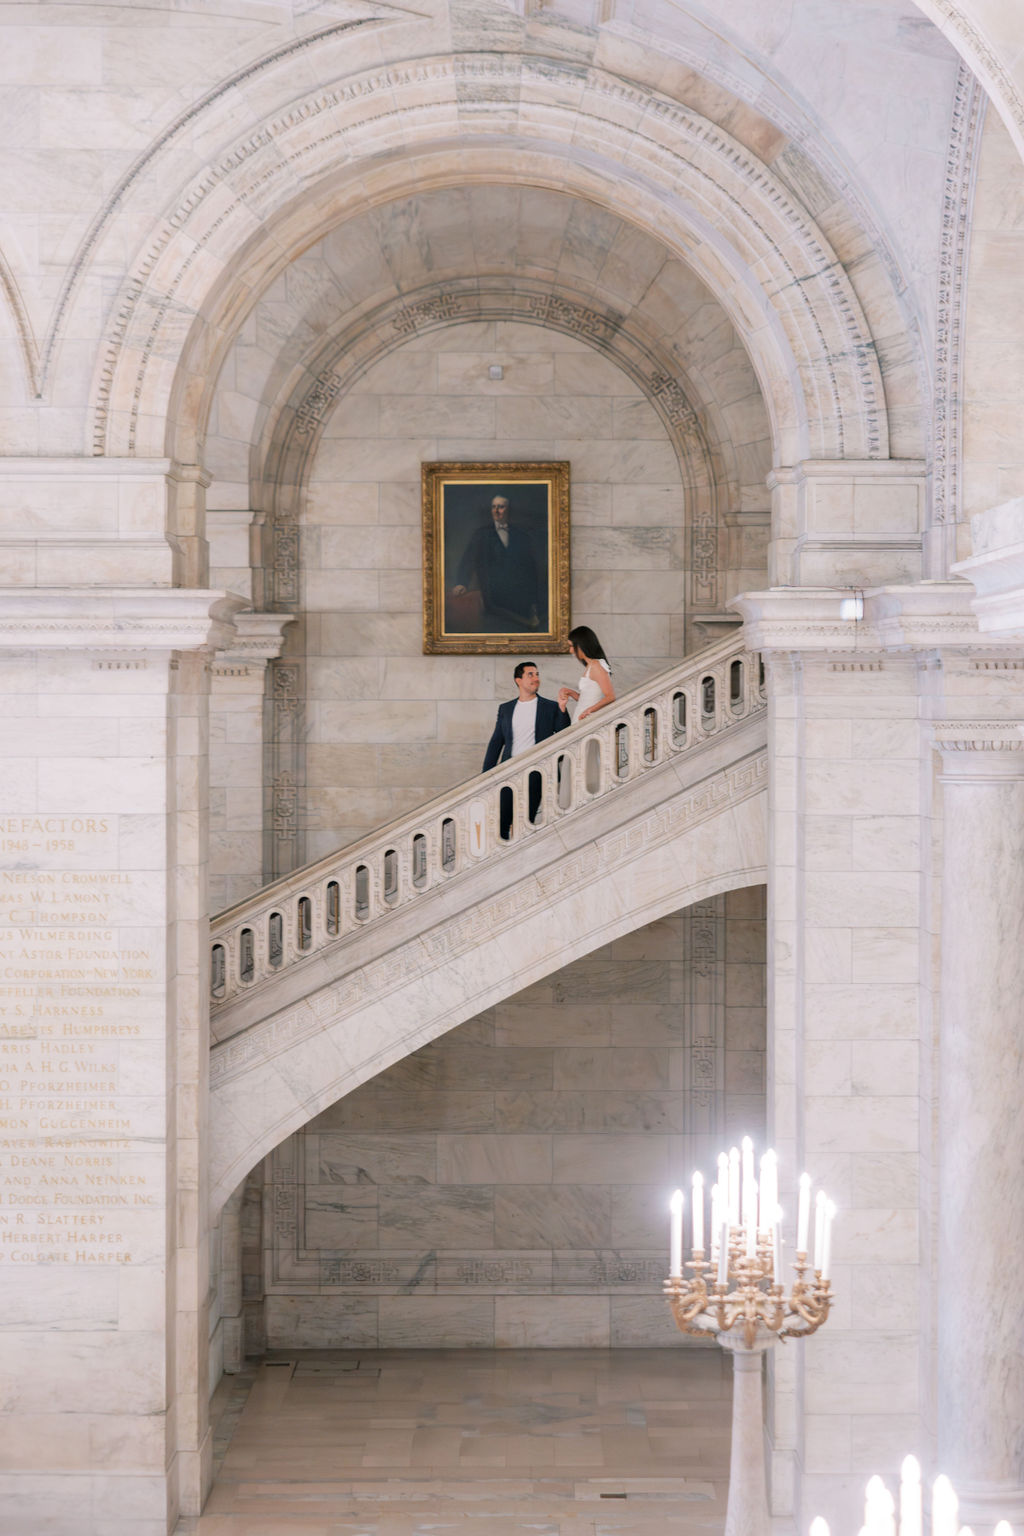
422, 461, 571, 655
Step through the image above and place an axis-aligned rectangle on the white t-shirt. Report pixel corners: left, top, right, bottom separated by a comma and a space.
511, 697, 539, 756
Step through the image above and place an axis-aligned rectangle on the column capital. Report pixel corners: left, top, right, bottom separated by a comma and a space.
934, 720, 1024, 781
212, 611, 295, 679
0, 587, 248, 651
730, 581, 1024, 658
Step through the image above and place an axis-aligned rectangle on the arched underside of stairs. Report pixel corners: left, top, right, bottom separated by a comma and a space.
208, 761, 766, 1215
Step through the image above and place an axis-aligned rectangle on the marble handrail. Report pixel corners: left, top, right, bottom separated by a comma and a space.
208, 633, 765, 1005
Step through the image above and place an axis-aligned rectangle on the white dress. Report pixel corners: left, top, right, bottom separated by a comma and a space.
574, 658, 612, 720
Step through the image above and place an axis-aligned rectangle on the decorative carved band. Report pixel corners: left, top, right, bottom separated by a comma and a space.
933, 721, 1024, 752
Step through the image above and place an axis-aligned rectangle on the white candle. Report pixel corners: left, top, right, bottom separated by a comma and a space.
821, 1199, 836, 1281
710, 1183, 721, 1256
692, 1171, 704, 1252
865, 1476, 896, 1536
772, 1205, 782, 1282
809, 1520, 831, 1536
718, 1151, 729, 1207
813, 1189, 827, 1271
931, 1477, 958, 1536
669, 1188, 684, 1278
993, 1523, 1012, 1536
717, 1218, 729, 1285
898, 1455, 921, 1536
759, 1149, 777, 1229
797, 1172, 811, 1254
746, 1185, 757, 1257
728, 1147, 740, 1226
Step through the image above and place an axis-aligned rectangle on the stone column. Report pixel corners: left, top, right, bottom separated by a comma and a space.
936, 725, 1024, 1524
0, 588, 242, 1536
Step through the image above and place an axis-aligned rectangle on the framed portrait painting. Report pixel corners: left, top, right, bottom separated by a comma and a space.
422, 462, 570, 655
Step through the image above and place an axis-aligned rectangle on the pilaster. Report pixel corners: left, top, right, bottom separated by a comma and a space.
0, 588, 244, 1536
209, 614, 294, 912
730, 580, 1024, 1534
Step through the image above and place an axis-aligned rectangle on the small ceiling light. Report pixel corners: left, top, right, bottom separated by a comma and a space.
488, 364, 504, 381
839, 595, 864, 621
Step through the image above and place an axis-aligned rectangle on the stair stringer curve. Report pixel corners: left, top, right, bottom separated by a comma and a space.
208, 719, 767, 1216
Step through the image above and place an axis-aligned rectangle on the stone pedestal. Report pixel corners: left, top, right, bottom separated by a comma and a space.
719, 1330, 774, 1536
936, 730, 1024, 1524
0, 589, 241, 1536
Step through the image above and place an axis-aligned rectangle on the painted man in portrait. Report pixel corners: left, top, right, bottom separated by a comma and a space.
450, 493, 545, 632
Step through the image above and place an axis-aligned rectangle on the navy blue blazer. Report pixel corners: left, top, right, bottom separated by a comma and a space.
482, 694, 569, 771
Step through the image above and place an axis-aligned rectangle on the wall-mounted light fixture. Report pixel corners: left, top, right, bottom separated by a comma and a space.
839, 595, 864, 621
488, 364, 504, 381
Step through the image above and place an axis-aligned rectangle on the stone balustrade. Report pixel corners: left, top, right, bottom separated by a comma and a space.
209, 632, 765, 1006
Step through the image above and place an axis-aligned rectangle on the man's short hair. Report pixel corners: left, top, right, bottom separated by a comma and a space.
514, 661, 538, 681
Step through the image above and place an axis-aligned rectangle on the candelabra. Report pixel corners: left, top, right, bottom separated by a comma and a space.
811, 1456, 1014, 1536
664, 1140, 836, 1536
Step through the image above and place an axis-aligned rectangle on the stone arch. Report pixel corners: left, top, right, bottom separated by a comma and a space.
253, 275, 738, 615
913, 0, 1024, 165
208, 784, 768, 1216
93, 54, 895, 470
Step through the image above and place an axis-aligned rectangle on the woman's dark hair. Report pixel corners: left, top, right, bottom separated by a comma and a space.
568, 625, 610, 668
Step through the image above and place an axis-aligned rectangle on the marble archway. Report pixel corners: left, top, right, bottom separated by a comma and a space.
94, 56, 901, 472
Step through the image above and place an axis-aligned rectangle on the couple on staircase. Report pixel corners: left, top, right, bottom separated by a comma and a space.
481, 625, 616, 836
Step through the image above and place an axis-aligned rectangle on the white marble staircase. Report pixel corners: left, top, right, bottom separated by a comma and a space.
206, 634, 769, 1211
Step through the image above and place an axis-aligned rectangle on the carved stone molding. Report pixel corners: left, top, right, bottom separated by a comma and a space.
93, 53, 887, 465
933, 64, 985, 536
731, 581, 1024, 657
213, 612, 295, 672
0, 589, 247, 653
926, 0, 1024, 145
933, 721, 1024, 752
934, 720, 1024, 783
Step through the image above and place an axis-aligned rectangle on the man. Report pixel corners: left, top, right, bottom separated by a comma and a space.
452, 494, 543, 632
483, 661, 569, 837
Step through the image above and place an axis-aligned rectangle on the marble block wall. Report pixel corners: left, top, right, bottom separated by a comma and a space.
252, 891, 766, 1352
297, 321, 685, 860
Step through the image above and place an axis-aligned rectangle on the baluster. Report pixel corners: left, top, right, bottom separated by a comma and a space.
580, 734, 596, 796
700, 673, 716, 734
210, 943, 226, 1001
297, 895, 312, 951
267, 911, 284, 969
615, 721, 630, 778
729, 656, 744, 715
325, 879, 341, 938
239, 927, 254, 984
557, 748, 574, 811
383, 848, 399, 906
411, 833, 428, 890
441, 816, 457, 872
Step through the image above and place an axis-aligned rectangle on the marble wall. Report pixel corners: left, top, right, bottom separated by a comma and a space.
283, 321, 767, 864
248, 892, 766, 1351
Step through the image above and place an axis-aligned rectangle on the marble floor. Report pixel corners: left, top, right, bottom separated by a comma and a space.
175, 1346, 732, 1535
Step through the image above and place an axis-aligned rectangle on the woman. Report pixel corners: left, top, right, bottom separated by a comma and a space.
558, 625, 616, 723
